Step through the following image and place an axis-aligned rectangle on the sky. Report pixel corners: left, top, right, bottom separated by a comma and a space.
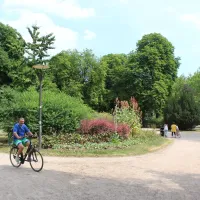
0, 0, 200, 76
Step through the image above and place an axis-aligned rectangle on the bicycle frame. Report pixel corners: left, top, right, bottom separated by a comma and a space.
18, 137, 36, 164
20, 142, 31, 164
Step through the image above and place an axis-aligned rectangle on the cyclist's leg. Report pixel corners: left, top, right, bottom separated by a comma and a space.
13, 140, 24, 155
22, 138, 30, 147
17, 143, 24, 153
22, 138, 31, 160
13, 141, 24, 163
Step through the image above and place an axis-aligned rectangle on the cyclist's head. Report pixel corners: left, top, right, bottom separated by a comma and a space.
19, 118, 25, 125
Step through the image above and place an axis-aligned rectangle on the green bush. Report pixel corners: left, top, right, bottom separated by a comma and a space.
146, 116, 164, 128
164, 84, 200, 130
0, 87, 94, 135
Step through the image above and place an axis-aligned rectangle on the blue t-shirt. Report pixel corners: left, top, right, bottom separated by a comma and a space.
13, 123, 30, 140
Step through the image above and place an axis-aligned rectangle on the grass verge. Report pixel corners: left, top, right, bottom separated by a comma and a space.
0, 132, 172, 157
40, 138, 172, 157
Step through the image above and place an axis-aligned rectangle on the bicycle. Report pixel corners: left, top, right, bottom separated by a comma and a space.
175, 131, 181, 138
9, 136, 44, 172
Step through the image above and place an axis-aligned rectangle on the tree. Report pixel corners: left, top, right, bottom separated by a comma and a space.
12, 25, 56, 90
49, 50, 83, 98
127, 33, 180, 120
100, 54, 128, 110
187, 68, 200, 102
0, 22, 25, 86
26, 25, 55, 65
164, 84, 200, 130
49, 49, 107, 110
81, 50, 107, 110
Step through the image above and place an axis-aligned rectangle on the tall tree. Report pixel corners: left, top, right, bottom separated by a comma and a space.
49, 50, 83, 98
127, 33, 180, 119
101, 54, 128, 110
12, 25, 56, 90
81, 50, 107, 110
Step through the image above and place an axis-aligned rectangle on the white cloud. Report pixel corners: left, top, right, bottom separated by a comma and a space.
84, 30, 96, 40
0, 0, 96, 55
180, 13, 200, 29
3, 0, 95, 19
2, 10, 78, 55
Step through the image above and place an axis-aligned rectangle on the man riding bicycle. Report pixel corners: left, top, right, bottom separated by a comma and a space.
13, 118, 33, 164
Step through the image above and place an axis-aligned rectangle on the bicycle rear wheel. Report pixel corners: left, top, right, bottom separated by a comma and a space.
29, 149, 44, 172
10, 147, 22, 168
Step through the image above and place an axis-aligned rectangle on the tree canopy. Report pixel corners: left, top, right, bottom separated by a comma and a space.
126, 33, 180, 120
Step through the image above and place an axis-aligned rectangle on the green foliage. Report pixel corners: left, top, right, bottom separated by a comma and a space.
42, 129, 159, 150
26, 25, 55, 65
100, 53, 128, 110
187, 69, 200, 103
144, 116, 164, 128
49, 50, 83, 98
0, 21, 186, 130
0, 22, 25, 86
115, 97, 142, 135
49, 49, 107, 110
126, 33, 180, 119
42, 133, 123, 149
0, 87, 94, 134
164, 84, 200, 130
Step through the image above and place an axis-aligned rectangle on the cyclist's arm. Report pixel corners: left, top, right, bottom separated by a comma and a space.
13, 124, 22, 139
13, 132, 22, 139
27, 131, 33, 137
24, 125, 33, 137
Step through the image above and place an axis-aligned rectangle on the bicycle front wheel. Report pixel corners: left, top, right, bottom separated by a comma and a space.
29, 149, 44, 172
10, 147, 22, 168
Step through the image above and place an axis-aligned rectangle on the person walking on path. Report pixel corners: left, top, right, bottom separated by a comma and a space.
171, 122, 176, 137
164, 123, 168, 137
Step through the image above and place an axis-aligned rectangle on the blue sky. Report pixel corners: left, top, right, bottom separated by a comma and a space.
0, 0, 200, 76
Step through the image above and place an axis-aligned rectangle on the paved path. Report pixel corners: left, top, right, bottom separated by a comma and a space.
1, 132, 200, 200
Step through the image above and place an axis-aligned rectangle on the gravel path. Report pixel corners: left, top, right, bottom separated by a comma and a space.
1, 132, 200, 200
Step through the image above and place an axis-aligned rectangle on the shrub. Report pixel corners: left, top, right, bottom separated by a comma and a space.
145, 116, 164, 128
117, 124, 130, 138
0, 87, 94, 135
78, 119, 130, 138
79, 119, 115, 135
114, 97, 142, 135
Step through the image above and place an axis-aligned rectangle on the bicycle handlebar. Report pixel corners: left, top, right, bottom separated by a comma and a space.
21, 134, 37, 139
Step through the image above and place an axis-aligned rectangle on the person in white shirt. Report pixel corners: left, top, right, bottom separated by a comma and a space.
164, 123, 168, 137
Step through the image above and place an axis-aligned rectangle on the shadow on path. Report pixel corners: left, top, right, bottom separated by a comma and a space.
1, 164, 200, 200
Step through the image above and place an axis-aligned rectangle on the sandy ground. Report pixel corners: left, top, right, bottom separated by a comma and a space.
1, 132, 200, 200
